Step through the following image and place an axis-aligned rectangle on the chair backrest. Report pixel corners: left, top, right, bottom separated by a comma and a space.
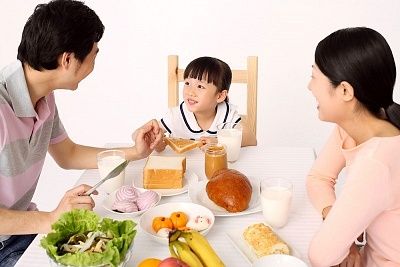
167, 55, 258, 138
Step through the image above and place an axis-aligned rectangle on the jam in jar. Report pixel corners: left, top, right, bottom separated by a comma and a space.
205, 143, 228, 179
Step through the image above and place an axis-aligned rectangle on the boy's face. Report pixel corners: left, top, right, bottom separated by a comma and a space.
183, 77, 227, 114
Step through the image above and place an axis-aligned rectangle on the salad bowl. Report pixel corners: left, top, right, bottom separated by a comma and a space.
41, 210, 136, 267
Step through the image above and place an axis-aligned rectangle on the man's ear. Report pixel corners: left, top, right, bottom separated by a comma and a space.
216, 90, 228, 103
59, 52, 74, 70
339, 81, 354, 102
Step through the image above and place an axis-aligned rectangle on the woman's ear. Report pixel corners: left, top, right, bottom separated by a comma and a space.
339, 81, 354, 102
216, 90, 228, 103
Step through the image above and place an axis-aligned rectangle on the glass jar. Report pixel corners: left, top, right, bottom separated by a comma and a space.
204, 143, 228, 179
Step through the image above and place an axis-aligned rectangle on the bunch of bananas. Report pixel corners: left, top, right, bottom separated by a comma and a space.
168, 230, 225, 267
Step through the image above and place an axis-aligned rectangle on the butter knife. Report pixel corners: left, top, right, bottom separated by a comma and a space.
84, 159, 129, 196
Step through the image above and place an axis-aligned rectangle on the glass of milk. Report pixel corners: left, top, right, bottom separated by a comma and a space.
97, 150, 126, 193
260, 177, 293, 228
216, 122, 243, 162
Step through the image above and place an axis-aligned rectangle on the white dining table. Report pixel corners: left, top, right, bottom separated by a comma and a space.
15, 146, 321, 267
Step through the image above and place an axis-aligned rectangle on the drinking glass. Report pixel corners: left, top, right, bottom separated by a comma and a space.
260, 177, 293, 228
97, 150, 126, 193
216, 122, 243, 162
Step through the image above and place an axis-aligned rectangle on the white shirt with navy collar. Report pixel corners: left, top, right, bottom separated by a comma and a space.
160, 101, 241, 139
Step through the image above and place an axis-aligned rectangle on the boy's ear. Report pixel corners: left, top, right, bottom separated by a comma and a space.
216, 90, 228, 103
339, 81, 354, 102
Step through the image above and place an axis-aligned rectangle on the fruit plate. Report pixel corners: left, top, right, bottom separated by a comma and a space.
188, 177, 262, 216
133, 170, 198, 197
139, 202, 215, 244
102, 187, 161, 216
225, 223, 303, 265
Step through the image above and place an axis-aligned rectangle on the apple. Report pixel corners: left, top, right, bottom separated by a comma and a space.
158, 257, 189, 267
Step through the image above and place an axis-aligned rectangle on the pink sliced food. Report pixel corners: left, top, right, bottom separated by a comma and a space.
115, 185, 139, 202
112, 199, 138, 213
136, 190, 159, 210
186, 215, 211, 231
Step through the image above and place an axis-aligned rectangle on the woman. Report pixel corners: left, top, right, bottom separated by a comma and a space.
307, 27, 400, 267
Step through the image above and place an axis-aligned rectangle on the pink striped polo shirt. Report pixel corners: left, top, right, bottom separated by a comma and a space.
0, 61, 67, 213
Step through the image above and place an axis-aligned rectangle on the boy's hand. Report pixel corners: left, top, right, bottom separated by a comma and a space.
199, 136, 218, 150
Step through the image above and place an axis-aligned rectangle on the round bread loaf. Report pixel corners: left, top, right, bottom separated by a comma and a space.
206, 169, 252, 212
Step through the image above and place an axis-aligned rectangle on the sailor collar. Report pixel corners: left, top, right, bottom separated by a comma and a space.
179, 101, 229, 134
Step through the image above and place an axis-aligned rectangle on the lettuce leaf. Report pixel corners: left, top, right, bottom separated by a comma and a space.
41, 209, 136, 267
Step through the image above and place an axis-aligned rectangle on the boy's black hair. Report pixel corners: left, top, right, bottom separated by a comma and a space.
184, 57, 232, 95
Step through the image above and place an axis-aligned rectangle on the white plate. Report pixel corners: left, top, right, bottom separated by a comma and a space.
188, 177, 261, 216
102, 188, 161, 216
252, 255, 308, 267
139, 202, 215, 244
133, 170, 198, 197
225, 223, 303, 265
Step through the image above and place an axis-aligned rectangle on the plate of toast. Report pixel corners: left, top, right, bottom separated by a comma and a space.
133, 155, 199, 196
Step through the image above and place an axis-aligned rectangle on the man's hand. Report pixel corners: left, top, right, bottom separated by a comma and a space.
50, 184, 96, 225
131, 119, 163, 159
154, 136, 167, 152
333, 243, 363, 267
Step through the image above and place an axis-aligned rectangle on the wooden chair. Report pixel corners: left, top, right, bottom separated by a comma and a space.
167, 55, 258, 141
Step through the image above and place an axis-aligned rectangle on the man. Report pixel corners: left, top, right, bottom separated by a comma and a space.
0, 0, 162, 265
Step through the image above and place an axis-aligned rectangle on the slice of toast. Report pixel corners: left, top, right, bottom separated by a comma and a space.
164, 137, 202, 153
143, 155, 186, 189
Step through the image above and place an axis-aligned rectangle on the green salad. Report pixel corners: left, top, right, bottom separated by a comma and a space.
41, 209, 136, 267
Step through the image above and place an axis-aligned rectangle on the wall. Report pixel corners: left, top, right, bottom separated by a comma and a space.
1, 0, 399, 211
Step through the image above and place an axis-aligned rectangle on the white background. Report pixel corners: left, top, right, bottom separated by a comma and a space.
1, 0, 399, 211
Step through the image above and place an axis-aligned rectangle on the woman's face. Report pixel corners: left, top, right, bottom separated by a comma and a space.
308, 64, 344, 123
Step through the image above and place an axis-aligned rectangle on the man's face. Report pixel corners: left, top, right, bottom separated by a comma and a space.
73, 43, 99, 86
62, 43, 99, 90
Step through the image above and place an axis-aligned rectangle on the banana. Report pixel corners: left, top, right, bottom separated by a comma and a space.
169, 240, 204, 267
180, 230, 225, 267
169, 229, 181, 242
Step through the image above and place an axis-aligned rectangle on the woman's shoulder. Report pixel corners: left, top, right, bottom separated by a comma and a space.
369, 134, 400, 161
351, 134, 400, 177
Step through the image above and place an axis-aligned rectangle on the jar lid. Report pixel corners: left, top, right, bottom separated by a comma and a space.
205, 143, 226, 155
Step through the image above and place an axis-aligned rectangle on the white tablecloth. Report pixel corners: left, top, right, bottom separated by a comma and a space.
15, 146, 320, 267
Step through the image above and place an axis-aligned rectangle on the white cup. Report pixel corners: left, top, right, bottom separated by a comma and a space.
260, 177, 293, 228
97, 150, 126, 193
216, 122, 242, 162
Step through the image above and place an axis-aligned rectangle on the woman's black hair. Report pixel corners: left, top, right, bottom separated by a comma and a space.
184, 57, 232, 102
17, 0, 104, 71
315, 27, 400, 129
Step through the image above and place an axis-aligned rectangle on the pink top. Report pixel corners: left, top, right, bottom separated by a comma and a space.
307, 126, 400, 267
0, 61, 67, 213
